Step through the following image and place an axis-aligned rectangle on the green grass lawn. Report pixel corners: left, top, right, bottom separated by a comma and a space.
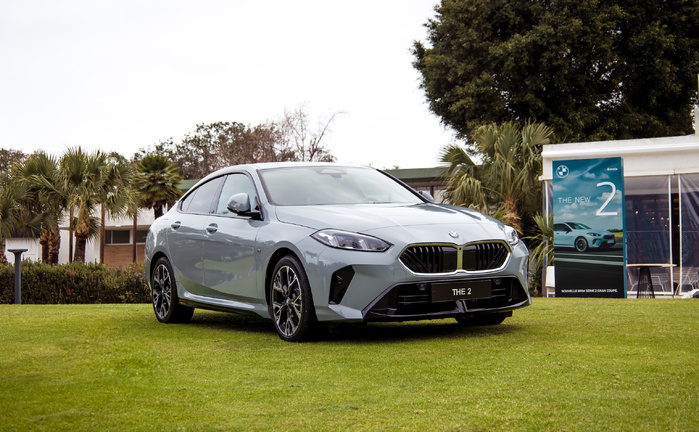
0, 298, 697, 431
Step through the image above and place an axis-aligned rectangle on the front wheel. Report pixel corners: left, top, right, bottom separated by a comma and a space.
269, 255, 318, 342
151, 257, 194, 323
575, 237, 589, 252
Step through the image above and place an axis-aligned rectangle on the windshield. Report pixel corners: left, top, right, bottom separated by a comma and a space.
568, 222, 591, 230
259, 166, 423, 206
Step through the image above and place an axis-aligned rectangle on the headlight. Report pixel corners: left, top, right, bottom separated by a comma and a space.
311, 229, 391, 252
587, 232, 601, 237
504, 226, 520, 246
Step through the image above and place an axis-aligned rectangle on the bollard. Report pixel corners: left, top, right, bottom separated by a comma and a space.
8, 249, 28, 304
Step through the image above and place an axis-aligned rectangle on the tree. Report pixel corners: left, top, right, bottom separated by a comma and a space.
0, 169, 44, 264
13, 152, 64, 264
0, 148, 27, 182
141, 105, 340, 179
441, 122, 553, 235
52, 147, 131, 263
274, 103, 340, 162
145, 122, 283, 179
0, 186, 21, 264
413, 0, 699, 142
133, 154, 183, 219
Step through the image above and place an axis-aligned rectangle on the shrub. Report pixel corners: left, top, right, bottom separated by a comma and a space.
0, 261, 150, 304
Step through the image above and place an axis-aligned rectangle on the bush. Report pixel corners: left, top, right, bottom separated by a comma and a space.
0, 261, 150, 304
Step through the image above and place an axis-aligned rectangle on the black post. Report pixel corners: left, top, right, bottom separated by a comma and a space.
8, 249, 28, 304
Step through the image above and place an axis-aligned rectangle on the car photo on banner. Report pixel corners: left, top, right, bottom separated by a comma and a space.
553, 222, 616, 252
145, 163, 530, 341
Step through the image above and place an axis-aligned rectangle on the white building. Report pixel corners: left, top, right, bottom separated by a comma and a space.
541, 133, 699, 296
5, 208, 156, 267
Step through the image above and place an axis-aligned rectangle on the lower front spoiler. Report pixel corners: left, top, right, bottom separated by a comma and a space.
362, 276, 529, 322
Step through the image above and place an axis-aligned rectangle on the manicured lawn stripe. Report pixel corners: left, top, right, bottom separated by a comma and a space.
0, 299, 696, 431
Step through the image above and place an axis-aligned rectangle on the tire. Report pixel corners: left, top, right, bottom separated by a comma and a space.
151, 257, 194, 324
455, 313, 508, 326
269, 255, 318, 342
575, 237, 589, 252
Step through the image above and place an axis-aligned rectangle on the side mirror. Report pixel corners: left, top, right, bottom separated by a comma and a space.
418, 190, 435, 202
226, 193, 261, 219
227, 193, 251, 213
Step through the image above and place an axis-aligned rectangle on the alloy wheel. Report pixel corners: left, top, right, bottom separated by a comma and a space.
152, 263, 172, 320
271, 265, 303, 338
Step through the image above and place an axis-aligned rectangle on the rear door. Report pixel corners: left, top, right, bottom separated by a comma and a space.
168, 176, 225, 295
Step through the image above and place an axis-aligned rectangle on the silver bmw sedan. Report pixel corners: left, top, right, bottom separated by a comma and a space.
145, 162, 530, 341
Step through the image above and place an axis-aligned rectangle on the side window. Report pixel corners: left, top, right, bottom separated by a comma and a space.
180, 177, 225, 214
215, 173, 258, 215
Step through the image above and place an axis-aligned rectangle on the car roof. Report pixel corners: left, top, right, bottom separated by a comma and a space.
206, 161, 373, 177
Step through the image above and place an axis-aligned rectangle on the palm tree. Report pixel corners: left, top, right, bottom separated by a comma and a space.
524, 213, 555, 272
0, 178, 43, 264
14, 152, 65, 264
53, 147, 131, 263
0, 188, 19, 264
440, 121, 553, 234
97, 153, 133, 264
133, 154, 183, 219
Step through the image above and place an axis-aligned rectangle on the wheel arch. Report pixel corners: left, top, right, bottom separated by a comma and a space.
148, 251, 169, 286
264, 247, 304, 306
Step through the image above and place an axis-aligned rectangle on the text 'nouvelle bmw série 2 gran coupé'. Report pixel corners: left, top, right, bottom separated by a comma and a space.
145, 163, 531, 341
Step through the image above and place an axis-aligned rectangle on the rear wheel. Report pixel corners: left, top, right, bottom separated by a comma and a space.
455, 313, 508, 326
151, 257, 194, 323
269, 255, 318, 342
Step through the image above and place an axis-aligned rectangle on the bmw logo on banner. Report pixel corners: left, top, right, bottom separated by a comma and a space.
552, 157, 626, 298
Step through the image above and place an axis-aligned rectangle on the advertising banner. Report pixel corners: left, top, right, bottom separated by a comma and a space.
552, 158, 626, 297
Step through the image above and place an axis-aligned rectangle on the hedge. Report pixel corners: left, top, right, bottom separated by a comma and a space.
0, 261, 150, 304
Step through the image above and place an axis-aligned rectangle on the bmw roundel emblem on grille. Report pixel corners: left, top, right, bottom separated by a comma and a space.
448, 231, 459, 239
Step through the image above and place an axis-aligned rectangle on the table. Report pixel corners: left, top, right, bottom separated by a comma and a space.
626, 263, 676, 298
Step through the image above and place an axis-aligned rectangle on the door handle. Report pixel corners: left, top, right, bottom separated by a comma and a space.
206, 223, 218, 234
171, 221, 181, 229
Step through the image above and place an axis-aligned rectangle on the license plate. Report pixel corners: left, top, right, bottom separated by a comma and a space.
431, 280, 491, 302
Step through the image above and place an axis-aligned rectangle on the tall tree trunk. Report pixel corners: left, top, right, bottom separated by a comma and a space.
68, 207, 74, 263
502, 195, 522, 235
0, 239, 7, 264
74, 237, 86, 263
73, 214, 90, 263
154, 204, 163, 219
132, 212, 137, 263
39, 225, 50, 263
48, 225, 61, 265
100, 203, 105, 264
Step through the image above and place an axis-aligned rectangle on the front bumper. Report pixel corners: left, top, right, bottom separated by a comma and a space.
363, 276, 529, 321
302, 236, 531, 322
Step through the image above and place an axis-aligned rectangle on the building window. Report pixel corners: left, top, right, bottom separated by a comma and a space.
105, 230, 130, 245
136, 230, 149, 244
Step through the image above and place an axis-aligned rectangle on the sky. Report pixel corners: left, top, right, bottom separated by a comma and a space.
0, 0, 456, 170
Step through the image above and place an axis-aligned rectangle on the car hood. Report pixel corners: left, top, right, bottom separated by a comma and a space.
273, 203, 509, 242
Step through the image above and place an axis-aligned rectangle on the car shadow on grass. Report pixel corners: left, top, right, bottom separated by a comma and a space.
186, 310, 521, 343
322, 321, 521, 344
